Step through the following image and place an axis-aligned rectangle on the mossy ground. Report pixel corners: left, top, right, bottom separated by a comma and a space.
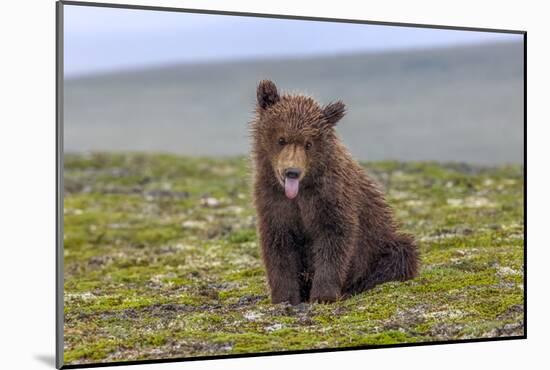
63, 153, 524, 365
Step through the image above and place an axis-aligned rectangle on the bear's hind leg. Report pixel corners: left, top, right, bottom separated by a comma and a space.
345, 234, 419, 295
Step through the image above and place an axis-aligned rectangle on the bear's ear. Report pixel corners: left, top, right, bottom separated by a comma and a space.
322, 101, 346, 126
257, 80, 280, 109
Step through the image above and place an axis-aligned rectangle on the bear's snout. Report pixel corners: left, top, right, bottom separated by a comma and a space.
284, 168, 302, 179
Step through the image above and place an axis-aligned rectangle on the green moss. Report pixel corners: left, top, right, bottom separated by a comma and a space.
63, 153, 524, 365
64, 339, 120, 363
228, 229, 257, 244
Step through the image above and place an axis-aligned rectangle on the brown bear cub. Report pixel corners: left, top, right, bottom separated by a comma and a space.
251, 80, 419, 304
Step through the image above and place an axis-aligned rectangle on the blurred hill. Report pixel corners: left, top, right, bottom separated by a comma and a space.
64, 41, 524, 165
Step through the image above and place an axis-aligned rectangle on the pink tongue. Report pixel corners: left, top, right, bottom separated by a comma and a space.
284, 178, 300, 199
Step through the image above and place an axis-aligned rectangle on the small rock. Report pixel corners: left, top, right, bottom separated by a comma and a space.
497, 266, 520, 276
265, 323, 284, 332
243, 311, 263, 321
201, 197, 220, 208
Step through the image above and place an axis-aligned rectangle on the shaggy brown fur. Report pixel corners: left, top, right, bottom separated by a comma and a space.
250, 80, 419, 304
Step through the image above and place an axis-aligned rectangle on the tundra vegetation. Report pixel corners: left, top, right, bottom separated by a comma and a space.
63, 153, 524, 365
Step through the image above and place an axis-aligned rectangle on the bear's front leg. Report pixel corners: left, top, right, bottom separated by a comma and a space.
258, 221, 303, 305
310, 268, 341, 303
309, 223, 356, 303
310, 236, 347, 303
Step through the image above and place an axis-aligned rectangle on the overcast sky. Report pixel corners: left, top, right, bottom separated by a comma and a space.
64, 4, 523, 77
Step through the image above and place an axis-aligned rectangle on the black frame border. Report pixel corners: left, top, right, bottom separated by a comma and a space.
56, 1, 527, 369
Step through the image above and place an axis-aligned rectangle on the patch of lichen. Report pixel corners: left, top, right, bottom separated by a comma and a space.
63, 153, 524, 365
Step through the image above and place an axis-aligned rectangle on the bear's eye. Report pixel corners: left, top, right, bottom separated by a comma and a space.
278, 137, 286, 146
305, 142, 312, 151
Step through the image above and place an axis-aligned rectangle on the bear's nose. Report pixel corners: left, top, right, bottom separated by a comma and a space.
284, 168, 302, 179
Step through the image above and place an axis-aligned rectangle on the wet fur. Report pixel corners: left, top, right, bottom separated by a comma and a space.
251, 80, 419, 304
